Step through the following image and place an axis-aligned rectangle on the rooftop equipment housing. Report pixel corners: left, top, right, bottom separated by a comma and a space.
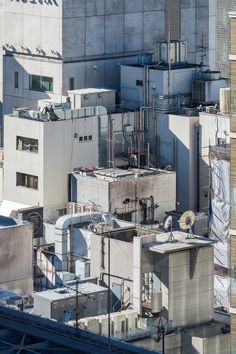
153, 40, 187, 65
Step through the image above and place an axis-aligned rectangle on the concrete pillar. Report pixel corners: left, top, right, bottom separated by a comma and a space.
133, 237, 142, 315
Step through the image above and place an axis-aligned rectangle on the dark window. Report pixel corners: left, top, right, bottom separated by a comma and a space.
136, 80, 143, 86
29, 74, 53, 92
89, 135, 92, 140
69, 77, 74, 90
84, 136, 88, 141
16, 136, 38, 153
16, 172, 38, 190
79, 136, 83, 142
14, 71, 19, 89
218, 138, 227, 146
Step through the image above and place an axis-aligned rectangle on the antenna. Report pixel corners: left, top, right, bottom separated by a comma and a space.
151, 316, 168, 353
164, 216, 177, 243
197, 34, 207, 69
179, 210, 196, 239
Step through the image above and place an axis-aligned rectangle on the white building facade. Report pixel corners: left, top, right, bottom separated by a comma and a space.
3, 107, 107, 218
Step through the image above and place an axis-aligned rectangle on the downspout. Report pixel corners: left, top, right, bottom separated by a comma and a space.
196, 124, 200, 212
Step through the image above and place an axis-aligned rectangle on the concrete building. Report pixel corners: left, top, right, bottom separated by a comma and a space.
69, 167, 176, 224
216, 0, 236, 78
1, 1, 223, 120
3, 104, 108, 219
229, 12, 236, 354
0, 215, 33, 295
89, 226, 229, 353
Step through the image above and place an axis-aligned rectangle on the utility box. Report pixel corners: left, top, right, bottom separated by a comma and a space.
33, 282, 108, 322
68, 88, 116, 112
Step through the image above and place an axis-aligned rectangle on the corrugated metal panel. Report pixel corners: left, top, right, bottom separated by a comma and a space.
231, 139, 236, 229
231, 236, 236, 307
232, 18, 236, 55
231, 62, 236, 132
231, 314, 236, 351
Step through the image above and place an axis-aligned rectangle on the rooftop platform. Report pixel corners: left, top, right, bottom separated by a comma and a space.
143, 231, 215, 254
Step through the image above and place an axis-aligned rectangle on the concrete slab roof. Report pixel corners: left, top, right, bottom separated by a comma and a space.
67, 88, 115, 94
143, 231, 215, 254
34, 282, 108, 302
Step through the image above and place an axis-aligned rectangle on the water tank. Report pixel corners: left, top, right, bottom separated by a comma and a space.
153, 40, 187, 64
151, 292, 162, 313
220, 87, 230, 114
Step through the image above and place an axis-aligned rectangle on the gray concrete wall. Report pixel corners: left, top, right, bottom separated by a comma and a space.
167, 246, 214, 327
0, 223, 33, 295
76, 171, 176, 223
2, 0, 216, 116
62, 0, 166, 61
90, 233, 133, 306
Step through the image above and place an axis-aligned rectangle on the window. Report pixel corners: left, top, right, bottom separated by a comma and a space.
136, 80, 143, 86
16, 172, 38, 190
14, 71, 19, 89
218, 138, 227, 146
69, 77, 74, 90
78, 135, 92, 143
16, 136, 38, 153
29, 74, 53, 92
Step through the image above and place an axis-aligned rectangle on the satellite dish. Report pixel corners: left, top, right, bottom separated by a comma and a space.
164, 216, 177, 243
151, 316, 168, 343
179, 210, 195, 239
164, 215, 172, 231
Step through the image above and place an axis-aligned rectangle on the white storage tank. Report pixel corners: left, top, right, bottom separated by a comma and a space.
151, 291, 162, 314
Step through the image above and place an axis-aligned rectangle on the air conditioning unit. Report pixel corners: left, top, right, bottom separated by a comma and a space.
67, 202, 76, 214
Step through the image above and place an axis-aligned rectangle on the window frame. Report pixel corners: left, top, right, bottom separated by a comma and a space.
29, 74, 53, 92
14, 71, 19, 89
16, 136, 38, 153
16, 172, 39, 190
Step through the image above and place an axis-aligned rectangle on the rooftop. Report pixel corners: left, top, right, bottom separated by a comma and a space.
74, 167, 174, 181
123, 62, 198, 71
34, 282, 108, 302
143, 231, 215, 254
67, 88, 115, 94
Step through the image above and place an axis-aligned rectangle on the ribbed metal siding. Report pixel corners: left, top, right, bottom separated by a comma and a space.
231, 62, 236, 132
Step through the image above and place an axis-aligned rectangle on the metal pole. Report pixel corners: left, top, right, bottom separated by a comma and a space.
162, 330, 165, 354
75, 281, 79, 334
108, 230, 111, 352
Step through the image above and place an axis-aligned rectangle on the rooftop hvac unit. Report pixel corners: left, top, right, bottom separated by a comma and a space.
85, 107, 93, 116
110, 312, 126, 336
125, 310, 138, 332
153, 40, 187, 64
67, 202, 76, 214
86, 318, 100, 333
